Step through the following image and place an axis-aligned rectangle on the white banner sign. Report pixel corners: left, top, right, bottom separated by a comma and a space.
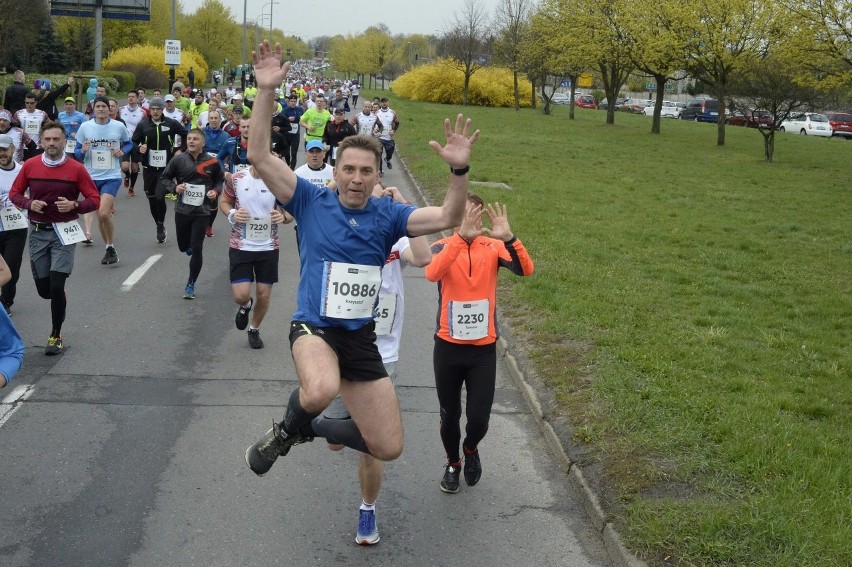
164, 40, 182, 65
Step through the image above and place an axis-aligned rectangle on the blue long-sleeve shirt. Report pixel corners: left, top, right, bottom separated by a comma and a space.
0, 308, 24, 385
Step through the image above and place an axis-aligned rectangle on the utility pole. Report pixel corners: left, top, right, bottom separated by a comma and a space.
169, 0, 176, 87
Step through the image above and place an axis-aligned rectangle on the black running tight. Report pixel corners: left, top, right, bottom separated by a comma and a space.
174, 213, 208, 282
34, 271, 69, 336
433, 338, 497, 464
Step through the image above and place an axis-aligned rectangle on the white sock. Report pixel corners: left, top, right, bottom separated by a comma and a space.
360, 501, 375, 511
242, 298, 253, 308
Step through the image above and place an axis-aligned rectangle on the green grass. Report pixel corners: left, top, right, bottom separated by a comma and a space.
368, 91, 851, 566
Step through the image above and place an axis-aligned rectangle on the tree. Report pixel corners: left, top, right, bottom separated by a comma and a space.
730, 56, 820, 162
32, 20, 70, 73
180, 0, 241, 71
566, 0, 634, 125
666, 0, 773, 145
618, 0, 690, 133
0, 0, 49, 70
493, 0, 534, 110
444, 0, 490, 106
784, 0, 852, 90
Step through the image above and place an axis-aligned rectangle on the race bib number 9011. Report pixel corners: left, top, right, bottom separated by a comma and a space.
321, 262, 381, 320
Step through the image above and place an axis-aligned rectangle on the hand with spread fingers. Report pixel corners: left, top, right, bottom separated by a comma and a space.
428, 113, 480, 169
457, 200, 485, 241
483, 202, 514, 242
251, 40, 291, 91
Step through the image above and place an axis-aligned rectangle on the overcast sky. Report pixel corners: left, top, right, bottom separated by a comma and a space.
179, 0, 505, 40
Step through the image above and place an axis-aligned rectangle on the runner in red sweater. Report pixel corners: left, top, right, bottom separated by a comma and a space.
9, 122, 100, 355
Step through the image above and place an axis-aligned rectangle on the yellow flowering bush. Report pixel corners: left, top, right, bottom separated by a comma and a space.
392, 59, 533, 108
103, 44, 208, 89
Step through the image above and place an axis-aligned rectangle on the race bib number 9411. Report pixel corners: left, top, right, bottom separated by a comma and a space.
321, 262, 381, 320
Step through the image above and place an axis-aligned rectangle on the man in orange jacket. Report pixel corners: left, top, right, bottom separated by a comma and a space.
425, 193, 534, 494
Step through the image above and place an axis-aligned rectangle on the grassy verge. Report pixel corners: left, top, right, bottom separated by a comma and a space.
366, 91, 851, 566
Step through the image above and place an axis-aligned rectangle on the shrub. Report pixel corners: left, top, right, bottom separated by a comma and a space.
103, 44, 208, 92
391, 59, 534, 108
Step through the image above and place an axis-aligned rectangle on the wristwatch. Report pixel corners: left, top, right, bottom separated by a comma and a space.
449, 165, 470, 176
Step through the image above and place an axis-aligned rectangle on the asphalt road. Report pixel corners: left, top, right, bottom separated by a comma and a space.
0, 143, 611, 567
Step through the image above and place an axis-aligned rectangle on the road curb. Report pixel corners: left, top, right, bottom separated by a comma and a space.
499, 337, 647, 567
397, 154, 647, 567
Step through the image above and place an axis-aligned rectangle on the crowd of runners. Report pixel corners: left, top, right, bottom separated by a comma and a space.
0, 44, 534, 547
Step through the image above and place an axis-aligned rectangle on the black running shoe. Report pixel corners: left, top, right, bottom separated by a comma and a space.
385, 159, 392, 170
245, 423, 312, 476
464, 449, 482, 486
235, 299, 252, 330
440, 463, 460, 494
156, 224, 167, 244
101, 246, 119, 265
247, 328, 264, 349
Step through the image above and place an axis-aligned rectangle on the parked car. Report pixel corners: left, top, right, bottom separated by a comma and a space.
642, 100, 681, 118
599, 97, 626, 111
824, 111, 852, 139
550, 92, 571, 105
679, 98, 719, 122
619, 98, 653, 113
779, 112, 833, 137
575, 94, 597, 109
726, 109, 772, 128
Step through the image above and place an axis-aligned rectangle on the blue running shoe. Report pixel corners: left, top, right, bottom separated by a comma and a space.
185, 247, 193, 257
355, 508, 380, 545
183, 281, 196, 299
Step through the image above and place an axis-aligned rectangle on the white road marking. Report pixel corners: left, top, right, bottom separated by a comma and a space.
0, 384, 35, 429
121, 254, 163, 291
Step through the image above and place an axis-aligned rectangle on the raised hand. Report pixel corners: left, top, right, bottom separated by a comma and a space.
482, 202, 513, 242
251, 40, 291, 91
428, 114, 480, 169
457, 200, 485, 241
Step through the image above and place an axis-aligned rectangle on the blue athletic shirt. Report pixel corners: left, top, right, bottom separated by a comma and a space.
285, 176, 415, 330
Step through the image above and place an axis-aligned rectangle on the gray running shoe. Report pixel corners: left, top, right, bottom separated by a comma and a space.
245, 423, 312, 476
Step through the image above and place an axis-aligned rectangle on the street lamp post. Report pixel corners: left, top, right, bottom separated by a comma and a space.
262, 1, 280, 38
239, 0, 252, 90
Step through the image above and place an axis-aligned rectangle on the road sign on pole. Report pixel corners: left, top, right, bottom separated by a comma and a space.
165, 40, 182, 66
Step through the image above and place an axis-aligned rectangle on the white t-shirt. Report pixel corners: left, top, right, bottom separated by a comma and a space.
0, 162, 27, 229
375, 237, 410, 363
119, 104, 146, 137
294, 163, 334, 189
227, 168, 279, 252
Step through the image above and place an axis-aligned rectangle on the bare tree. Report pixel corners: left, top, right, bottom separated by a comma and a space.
730, 57, 820, 162
444, 0, 490, 106
493, 0, 533, 110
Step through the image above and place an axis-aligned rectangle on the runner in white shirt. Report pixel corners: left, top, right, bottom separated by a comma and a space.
14, 94, 48, 156
220, 166, 291, 349
119, 90, 147, 195
0, 135, 26, 315
293, 139, 334, 189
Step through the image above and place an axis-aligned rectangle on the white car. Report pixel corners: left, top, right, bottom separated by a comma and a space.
643, 100, 681, 118
779, 113, 833, 137
550, 93, 571, 105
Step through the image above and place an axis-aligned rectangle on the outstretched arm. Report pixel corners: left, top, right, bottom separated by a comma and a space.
247, 40, 298, 206
406, 114, 480, 237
